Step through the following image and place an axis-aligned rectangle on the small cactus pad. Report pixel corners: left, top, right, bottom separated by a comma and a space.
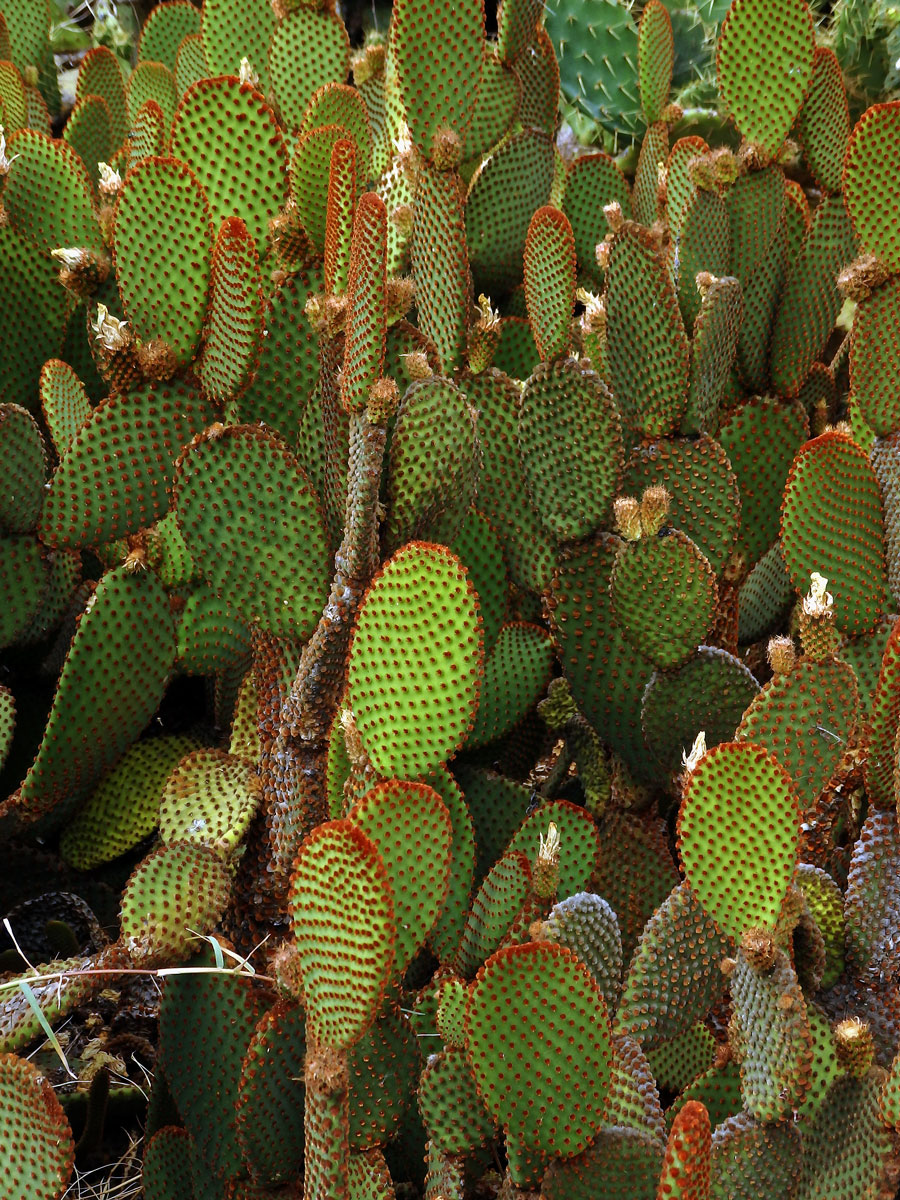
0, 687, 14, 774
843, 101, 900, 273
677, 740, 801, 942
418, 1047, 497, 1154
350, 780, 452, 975
235, 1000, 305, 1184
466, 942, 612, 1160
796, 1073, 897, 1199
850, 277, 900, 436
0, 1052, 74, 1199
543, 892, 622, 1011
656, 1098, 711, 1199
561, 151, 632, 285
780, 432, 887, 637
543, 1126, 663, 1200
119, 840, 231, 964
465, 622, 553, 749
709, 1111, 802, 1200
40, 381, 217, 549
158, 748, 260, 857
114, 156, 214, 367
862, 619, 900, 808
795, 48, 850, 195
716, 0, 815, 160
341, 192, 388, 413
347, 542, 483, 780
268, 10, 350, 132
173, 423, 330, 641
76, 46, 128, 151
637, 1, 673, 125
411, 163, 469, 376
39, 360, 90, 458
196, 216, 265, 403
518, 357, 622, 542
504, 798, 601, 900
201, 0, 275, 92
523, 206, 576, 362
289, 820, 396, 1050
138, 2, 201, 71
4, 130, 102, 252
0, 404, 46, 534
453, 850, 531, 978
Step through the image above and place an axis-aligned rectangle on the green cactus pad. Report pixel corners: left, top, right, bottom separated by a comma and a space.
0, 539, 51, 652
610, 528, 717, 672
138, 1, 201, 71
175, 33, 208, 98
62, 94, 111, 190
269, 11, 351, 132
0, 60, 26, 134
337, 191, 388, 413
454, 765, 530, 885
637, 1, 673, 125
463, 369, 554, 593
290, 124, 352, 254
770, 195, 857, 400
646, 1024, 716, 1094
543, 892, 621, 1010
176, 585, 252, 675
736, 655, 858, 815
780, 431, 887, 637
40, 381, 217, 549
862, 619, 900, 808
843, 101, 900, 273
145, 510, 198, 590
173, 423, 330, 640
126, 60, 176, 132
160, 960, 268, 1181
633, 121, 667, 229
158, 748, 260, 857
504, 799, 601, 901
196, 216, 265, 403
384, 377, 478, 551
840, 615, 895, 734
349, 1006, 421, 1150
16, 546, 81, 648
201, 0, 275, 93
844, 809, 900, 977
411, 163, 471, 376
0, 405, 45, 535
544, 0, 640, 143
426, 770, 475, 963
418, 1046, 496, 1155
114, 156, 214, 367
390, 0, 482, 159
561, 152, 632, 286
0, 1052, 74, 1199
289, 819, 396, 1050
444, 509, 508, 654
491, 317, 539, 381
717, 0, 814, 159
607, 1035, 666, 1144
664, 136, 706, 240
347, 542, 483, 780
795, 47, 850, 196
595, 810, 680, 965
466, 941, 612, 1161
59, 733, 201, 870
677, 741, 801, 942
39, 360, 90, 458
0, 228, 72, 408
850, 278, 900, 437
466, 622, 553, 749
350, 780, 452, 975
0, 686, 13, 773
235, 266, 322, 444
9, 566, 175, 826
522, 206, 575, 362
616, 881, 730, 1048
76, 46, 128, 152
543, 1126, 662, 1200
128, 99, 166, 165
795, 863, 845, 990
142, 1127, 193, 1200
518, 356, 622, 542
641, 648, 759, 780
234, 999, 305, 1185
796, 1071, 896, 1199
656, 1099, 711, 1199
605, 222, 690, 438
453, 851, 531, 978
514, 27, 560, 136
710, 1111, 802, 1200
730, 947, 813, 1121
547, 534, 656, 783
120, 840, 230, 964
302, 84, 372, 174
462, 45, 520, 164
4, 129, 102, 253
170, 76, 287, 255
466, 129, 556, 293
718, 396, 808, 570
683, 275, 743, 435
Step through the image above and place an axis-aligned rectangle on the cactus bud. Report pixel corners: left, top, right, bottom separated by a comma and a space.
400, 351, 433, 381
740, 926, 777, 973
239, 57, 259, 88
533, 822, 561, 900
837, 254, 890, 302
91, 303, 131, 352
640, 485, 670, 535
681, 730, 707, 775
367, 377, 400, 426
603, 201, 625, 233
137, 337, 178, 382
834, 1018, 874, 1078
767, 635, 796, 675
431, 126, 462, 171
595, 238, 611, 271
614, 496, 642, 541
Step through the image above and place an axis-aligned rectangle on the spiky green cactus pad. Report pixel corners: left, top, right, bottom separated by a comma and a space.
40, 381, 216, 549
158, 748, 260, 857
656, 1098, 711, 1200
523, 206, 575, 362
843, 101, 900, 272
63, 94, 111, 189
347, 542, 483, 780
780, 431, 887, 637
289, 819, 396, 1050
76, 46, 128, 152
0, 405, 46, 535
0, 228, 71, 408
349, 1007, 420, 1150
59, 733, 201, 869
195, 216, 265, 403
561, 152, 632, 284
543, 1126, 662, 1200
268, 9, 350, 132
710, 1111, 802, 1200
418, 1046, 497, 1155
0, 686, 14, 774
518, 356, 621, 542
466, 622, 553, 749
682, 274, 743, 435
453, 851, 531, 978
39, 360, 90, 458
138, 1, 201, 71
716, 0, 814, 160
0, 1052, 74, 1199
677, 741, 801, 942
234, 999, 305, 1185
796, 1072, 897, 1199
861, 619, 900, 808
796, 47, 850, 196
173, 423, 330, 640
850, 278, 900, 436
466, 942, 612, 1163
4, 130, 102, 252
543, 892, 621, 1010
607, 1035, 666, 1144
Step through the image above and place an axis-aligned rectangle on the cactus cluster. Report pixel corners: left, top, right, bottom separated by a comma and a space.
2, 0, 900, 1196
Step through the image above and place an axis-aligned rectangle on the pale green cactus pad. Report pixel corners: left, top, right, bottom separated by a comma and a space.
0, 1052, 74, 1199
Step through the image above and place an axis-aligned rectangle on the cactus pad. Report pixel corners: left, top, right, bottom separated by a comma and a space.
543, 1126, 662, 1200
76, 46, 128, 151
268, 9, 350, 132
523, 206, 576, 362
235, 999, 306, 1184
710, 1111, 802, 1200
195, 216, 264, 403
0, 405, 46, 535
454, 850, 531, 978
39, 360, 90, 458
850, 278, 900, 436
466, 622, 553, 749
843, 101, 900, 273
796, 1072, 897, 1199
4, 130, 101, 252
173, 423, 330, 640
561, 152, 632, 285
518, 356, 622, 542
418, 1047, 496, 1154
158, 748, 260, 857
466, 941, 612, 1161
138, 2, 201, 71
290, 819, 397, 1049
716, 0, 815, 160
347, 542, 483, 780
677, 740, 801, 942
780, 432, 887, 637
0, 537, 47, 651
638, 1, 673, 125
657, 1098, 711, 1199
796, 48, 850, 196
0, 1052, 74, 1199
543, 892, 622, 1010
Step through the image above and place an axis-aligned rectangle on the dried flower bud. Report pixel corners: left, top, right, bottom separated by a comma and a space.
51, 247, 88, 271
614, 496, 642, 541
767, 635, 796, 676
802, 572, 833, 618
695, 270, 718, 298
389, 203, 414, 237
837, 254, 890, 302
91, 303, 131, 352
98, 162, 123, 195
239, 57, 259, 88
595, 239, 611, 271
741, 926, 777, 973
640, 484, 670, 535
681, 730, 706, 775
834, 1018, 874, 1078
603, 201, 625, 233
367, 377, 400, 426
431, 125, 462, 171
533, 822, 561, 900
0, 126, 20, 176
576, 287, 606, 334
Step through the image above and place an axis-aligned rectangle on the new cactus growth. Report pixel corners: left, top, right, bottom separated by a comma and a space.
3, 0, 900, 1196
